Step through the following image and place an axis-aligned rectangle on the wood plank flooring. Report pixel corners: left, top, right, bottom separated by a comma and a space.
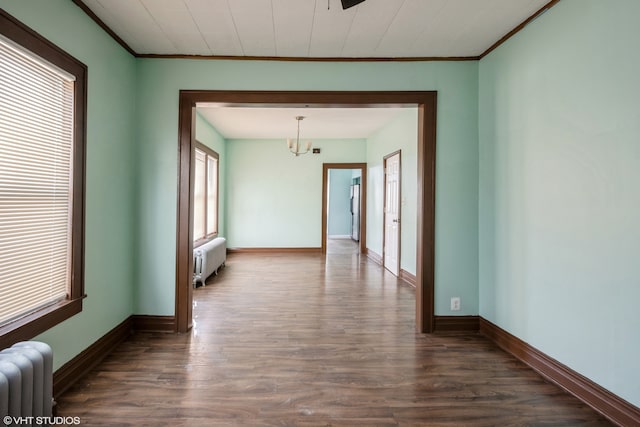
56, 252, 613, 426
326, 236, 359, 255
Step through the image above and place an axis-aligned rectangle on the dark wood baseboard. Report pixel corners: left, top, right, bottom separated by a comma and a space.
227, 247, 321, 254
479, 317, 640, 426
53, 314, 177, 399
399, 269, 416, 287
365, 248, 382, 266
53, 316, 132, 399
132, 315, 176, 332
433, 315, 480, 332
365, 251, 415, 287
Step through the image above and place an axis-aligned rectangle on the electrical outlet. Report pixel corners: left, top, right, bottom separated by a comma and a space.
451, 297, 461, 311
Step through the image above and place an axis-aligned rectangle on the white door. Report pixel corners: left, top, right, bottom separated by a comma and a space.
384, 152, 401, 276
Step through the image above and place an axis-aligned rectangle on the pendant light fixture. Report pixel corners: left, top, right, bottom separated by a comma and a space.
287, 116, 312, 156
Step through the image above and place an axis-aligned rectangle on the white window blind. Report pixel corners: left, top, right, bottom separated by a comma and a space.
193, 148, 206, 241
193, 145, 218, 242
0, 34, 75, 326
206, 155, 218, 236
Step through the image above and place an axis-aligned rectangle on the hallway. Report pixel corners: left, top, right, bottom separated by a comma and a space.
326, 236, 360, 255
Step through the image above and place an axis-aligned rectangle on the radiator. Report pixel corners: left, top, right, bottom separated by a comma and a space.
193, 237, 226, 286
0, 341, 53, 424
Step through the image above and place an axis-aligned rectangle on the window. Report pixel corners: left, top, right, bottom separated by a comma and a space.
193, 143, 218, 245
0, 10, 87, 348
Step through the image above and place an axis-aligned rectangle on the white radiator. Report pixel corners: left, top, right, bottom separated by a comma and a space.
193, 237, 226, 287
0, 341, 53, 425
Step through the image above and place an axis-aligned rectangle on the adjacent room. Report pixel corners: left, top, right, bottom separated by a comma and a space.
0, 0, 638, 425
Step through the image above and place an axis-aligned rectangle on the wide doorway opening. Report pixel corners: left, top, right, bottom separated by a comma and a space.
176, 91, 436, 334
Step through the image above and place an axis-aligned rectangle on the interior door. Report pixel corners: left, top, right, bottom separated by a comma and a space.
384, 151, 401, 276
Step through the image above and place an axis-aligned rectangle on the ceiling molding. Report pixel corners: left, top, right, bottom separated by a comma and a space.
72, 0, 561, 62
70, 0, 136, 57
479, 0, 562, 59
135, 53, 480, 62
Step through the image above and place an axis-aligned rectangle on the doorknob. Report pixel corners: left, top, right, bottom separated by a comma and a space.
393, 219, 400, 224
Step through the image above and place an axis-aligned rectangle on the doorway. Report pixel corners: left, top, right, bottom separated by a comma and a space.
321, 163, 367, 255
176, 90, 437, 333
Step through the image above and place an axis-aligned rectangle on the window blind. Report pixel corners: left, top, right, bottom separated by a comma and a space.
206, 156, 217, 236
193, 148, 206, 241
0, 35, 75, 326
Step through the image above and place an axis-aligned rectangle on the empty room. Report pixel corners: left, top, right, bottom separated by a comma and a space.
0, 0, 638, 425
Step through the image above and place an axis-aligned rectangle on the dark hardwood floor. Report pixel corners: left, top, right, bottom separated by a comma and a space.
56, 252, 612, 426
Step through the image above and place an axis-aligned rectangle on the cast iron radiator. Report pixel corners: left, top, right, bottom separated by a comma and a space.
193, 237, 226, 286
0, 341, 53, 425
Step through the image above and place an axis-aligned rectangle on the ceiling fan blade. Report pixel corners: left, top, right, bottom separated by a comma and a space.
341, 0, 366, 10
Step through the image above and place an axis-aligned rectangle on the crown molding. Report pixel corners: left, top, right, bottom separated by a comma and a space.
479, 0, 561, 59
72, 0, 561, 62
70, 0, 136, 57
135, 53, 479, 62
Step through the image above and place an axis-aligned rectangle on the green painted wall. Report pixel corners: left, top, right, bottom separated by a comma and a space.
134, 58, 479, 316
0, 0, 138, 369
479, 0, 640, 406
195, 112, 227, 239
366, 110, 417, 274
366, 108, 479, 315
225, 138, 365, 248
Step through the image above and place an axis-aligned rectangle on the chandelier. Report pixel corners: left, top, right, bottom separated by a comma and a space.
287, 116, 312, 156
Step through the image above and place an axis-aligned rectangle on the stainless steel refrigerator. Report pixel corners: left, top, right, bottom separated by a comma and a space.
350, 184, 360, 242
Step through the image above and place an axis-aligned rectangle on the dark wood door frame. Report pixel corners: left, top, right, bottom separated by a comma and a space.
176, 90, 437, 333
321, 163, 367, 254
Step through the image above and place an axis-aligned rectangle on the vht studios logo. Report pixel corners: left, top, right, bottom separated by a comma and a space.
3, 416, 81, 426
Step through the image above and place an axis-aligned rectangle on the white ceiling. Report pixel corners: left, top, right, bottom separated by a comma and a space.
197, 106, 411, 139
77, 0, 553, 139
80, 0, 552, 58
